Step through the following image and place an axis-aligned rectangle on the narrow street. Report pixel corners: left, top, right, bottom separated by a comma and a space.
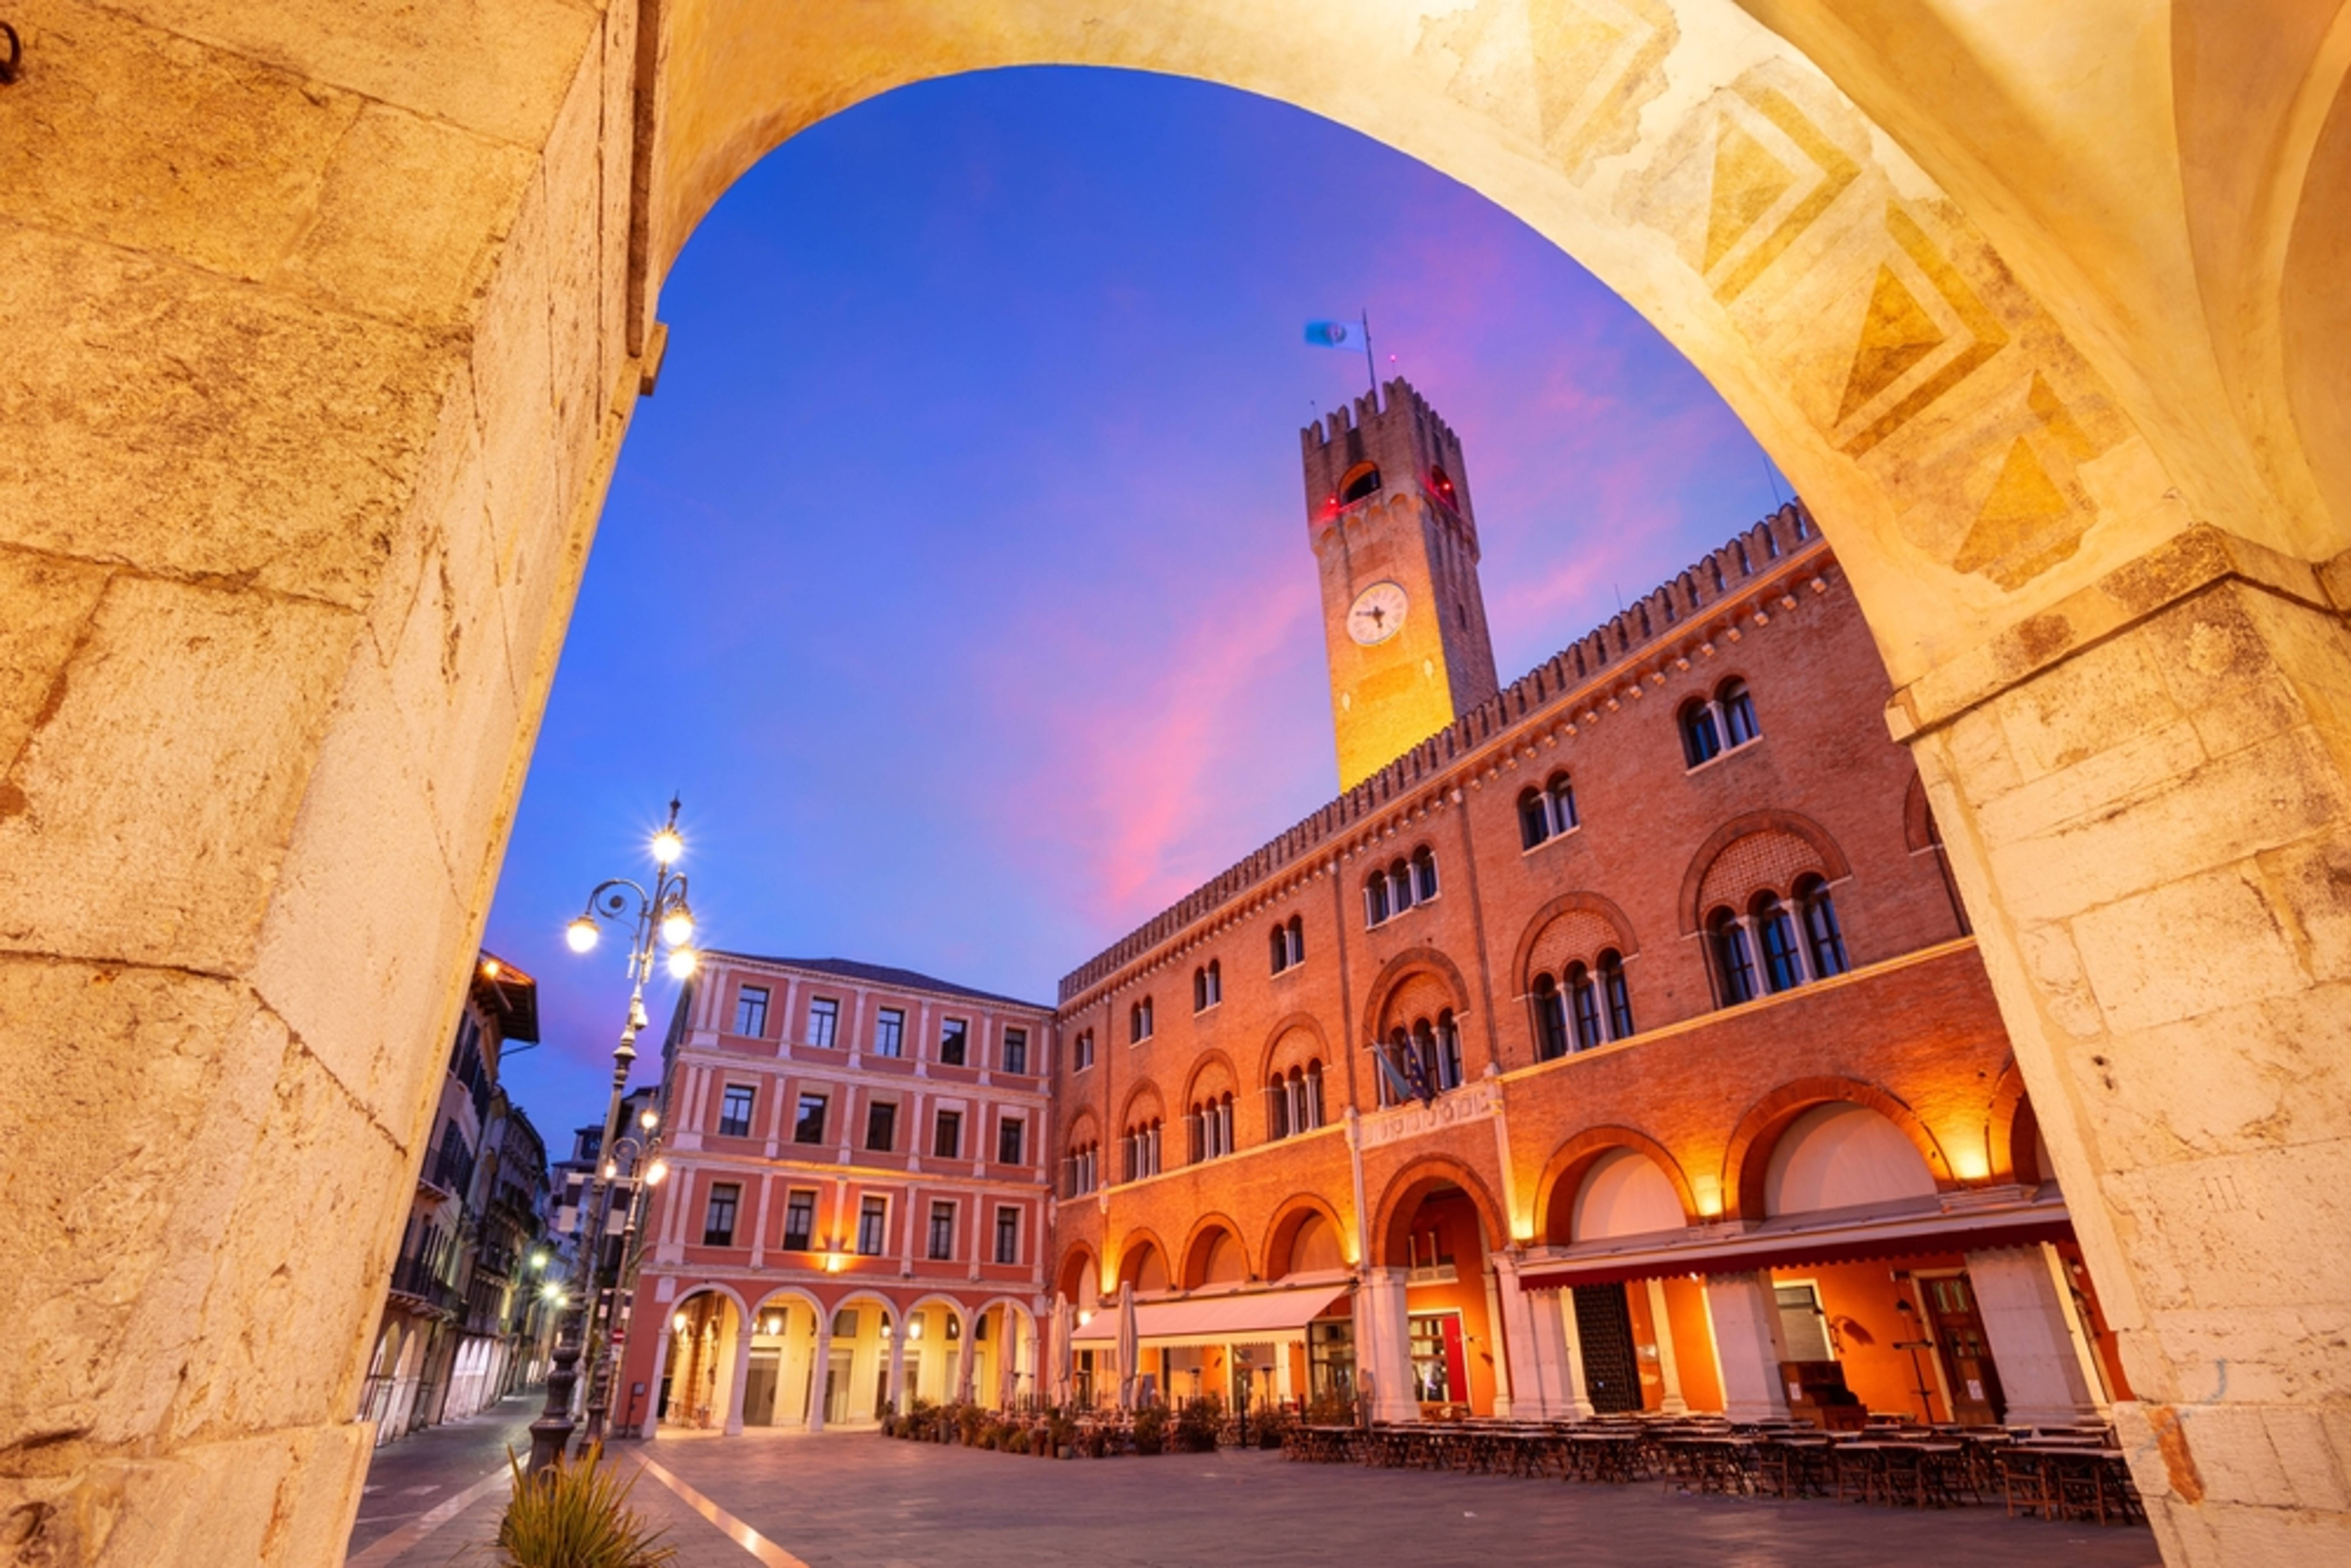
343, 1395, 542, 1562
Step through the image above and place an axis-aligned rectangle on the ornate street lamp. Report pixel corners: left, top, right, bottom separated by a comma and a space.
579, 1106, 667, 1446
526, 798, 696, 1475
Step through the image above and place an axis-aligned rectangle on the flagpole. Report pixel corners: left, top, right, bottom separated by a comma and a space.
1359, 309, 1377, 399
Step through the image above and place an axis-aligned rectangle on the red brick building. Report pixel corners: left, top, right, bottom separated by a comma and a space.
1048, 380, 2128, 1430
632, 377, 2129, 1440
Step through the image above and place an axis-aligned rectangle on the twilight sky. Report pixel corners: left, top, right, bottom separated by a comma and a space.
481, 67, 1790, 1143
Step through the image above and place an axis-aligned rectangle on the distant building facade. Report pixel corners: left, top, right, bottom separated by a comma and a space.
625, 379, 2128, 1440
359, 955, 556, 1443
615, 958, 1055, 1434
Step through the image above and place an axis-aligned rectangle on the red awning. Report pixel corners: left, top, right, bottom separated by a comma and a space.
1518, 1211, 2075, 1292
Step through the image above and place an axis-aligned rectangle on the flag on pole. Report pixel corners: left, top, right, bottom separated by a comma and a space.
1303, 320, 1361, 349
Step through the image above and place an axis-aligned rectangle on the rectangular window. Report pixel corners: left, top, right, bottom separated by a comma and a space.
702, 1183, 740, 1247
927, 1201, 956, 1261
1003, 1027, 1028, 1076
793, 1093, 828, 1145
733, 986, 770, 1037
857, 1196, 887, 1256
807, 997, 839, 1048
782, 1189, 816, 1251
933, 1109, 962, 1160
873, 1007, 905, 1058
939, 1018, 968, 1066
997, 1116, 1024, 1166
994, 1206, 1019, 1265
1775, 1283, 1835, 1362
718, 1083, 755, 1139
864, 1100, 897, 1153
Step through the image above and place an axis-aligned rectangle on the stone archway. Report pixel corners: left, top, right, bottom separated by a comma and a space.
9, 4, 2351, 1561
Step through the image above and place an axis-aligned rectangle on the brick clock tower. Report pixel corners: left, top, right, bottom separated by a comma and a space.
1303, 378, 1500, 790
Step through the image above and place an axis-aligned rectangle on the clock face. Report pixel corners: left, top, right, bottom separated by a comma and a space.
1347, 581, 1409, 646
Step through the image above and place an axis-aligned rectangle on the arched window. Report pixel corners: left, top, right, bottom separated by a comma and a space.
1192, 960, 1220, 1010
1435, 1011, 1464, 1090
1186, 1105, 1205, 1164
1518, 787, 1550, 850
1364, 873, 1390, 927
1719, 678, 1759, 746
1379, 1028, 1413, 1107
1711, 908, 1758, 1005
1598, 949, 1634, 1038
1193, 968, 1208, 1012
1389, 861, 1414, 913
1285, 916, 1304, 967
1754, 892, 1803, 992
1217, 1093, 1234, 1157
1340, 462, 1382, 504
1267, 1076, 1291, 1140
1429, 466, 1458, 509
1413, 847, 1439, 902
1129, 996, 1154, 1043
1680, 698, 1722, 767
1566, 962, 1604, 1051
1306, 1061, 1326, 1128
1547, 773, 1578, 834
1798, 876, 1848, 977
1533, 974, 1569, 1062
1270, 925, 1289, 975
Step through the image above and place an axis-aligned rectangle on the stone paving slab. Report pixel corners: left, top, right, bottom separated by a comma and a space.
633, 1431, 2164, 1568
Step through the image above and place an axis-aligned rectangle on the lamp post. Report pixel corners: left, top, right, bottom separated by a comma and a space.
579, 1112, 666, 1446
525, 797, 697, 1475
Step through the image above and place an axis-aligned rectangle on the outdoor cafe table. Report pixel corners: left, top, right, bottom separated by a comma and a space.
1288, 1425, 1359, 1464
2012, 1443, 2139, 1525
1659, 1434, 1753, 1495
1565, 1430, 1644, 1484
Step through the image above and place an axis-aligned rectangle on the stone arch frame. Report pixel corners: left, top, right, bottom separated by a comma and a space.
1531, 1126, 1700, 1246
1113, 1226, 1172, 1291
673, 1279, 756, 1326
1902, 770, 1940, 853
1721, 1076, 1957, 1221
1055, 1243, 1100, 1305
1507, 890, 1642, 997
903, 1289, 971, 1339
1179, 1049, 1240, 1110
1062, 1107, 1101, 1154
1369, 1154, 1509, 1270
1116, 1079, 1165, 1133
1260, 1192, 1351, 1280
1178, 1211, 1251, 1289
1253, 1012, 1332, 1088
1361, 946, 1475, 1042
1678, 809, 1856, 934
744, 1281, 828, 1335
1986, 1057, 2039, 1185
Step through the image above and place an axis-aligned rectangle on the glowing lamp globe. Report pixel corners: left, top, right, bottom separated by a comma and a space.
564, 916, 598, 954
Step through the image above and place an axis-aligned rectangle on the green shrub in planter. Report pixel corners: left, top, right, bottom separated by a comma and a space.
1132, 1406, 1167, 1456
497, 1445, 677, 1568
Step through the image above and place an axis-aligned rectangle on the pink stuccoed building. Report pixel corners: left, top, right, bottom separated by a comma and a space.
617, 954, 1055, 1435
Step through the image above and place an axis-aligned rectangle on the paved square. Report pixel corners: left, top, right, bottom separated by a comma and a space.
616, 1432, 2162, 1568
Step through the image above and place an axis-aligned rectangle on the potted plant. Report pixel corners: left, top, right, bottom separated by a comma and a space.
497, 1444, 677, 1568
1132, 1405, 1167, 1456
1173, 1398, 1220, 1454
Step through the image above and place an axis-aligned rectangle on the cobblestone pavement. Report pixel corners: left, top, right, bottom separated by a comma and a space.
343, 1395, 541, 1561
356, 1429, 2160, 1568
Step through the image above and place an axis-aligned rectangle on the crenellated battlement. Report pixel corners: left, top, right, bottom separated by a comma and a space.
1057, 500, 1825, 1005
1299, 376, 1475, 538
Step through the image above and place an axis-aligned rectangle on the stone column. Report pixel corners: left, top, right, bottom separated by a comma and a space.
1479, 1265, 1515, 1416
642, 1325, 673, 1442
1894, 532, 2351, 1559
1489, 1256, 1540, 1418
806, 1316, 833, 1434
885, 1317, 908, 1416
1359, 1268, 1416, 1423
1644, 1279, 1689, 1415
1546, 1291, 1596, 1419
721, 1316, 753, 1437
1964, 1247, 2102, 1428
1704, 1271, 1792, 1422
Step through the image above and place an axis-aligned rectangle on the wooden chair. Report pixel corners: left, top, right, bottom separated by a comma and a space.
1997, 1452, 2057, 1520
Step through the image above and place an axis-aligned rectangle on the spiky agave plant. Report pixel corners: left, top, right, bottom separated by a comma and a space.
497, 1444, 679, 1568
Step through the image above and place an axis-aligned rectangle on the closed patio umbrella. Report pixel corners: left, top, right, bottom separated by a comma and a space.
1052, 1298, 1074, 1406
1116, 1281, 1139, 1411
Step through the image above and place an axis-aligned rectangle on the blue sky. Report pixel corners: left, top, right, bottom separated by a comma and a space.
482, 67, 1788, 1142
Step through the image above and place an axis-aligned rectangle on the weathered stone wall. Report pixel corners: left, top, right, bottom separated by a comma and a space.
1, 1, 639, 1559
